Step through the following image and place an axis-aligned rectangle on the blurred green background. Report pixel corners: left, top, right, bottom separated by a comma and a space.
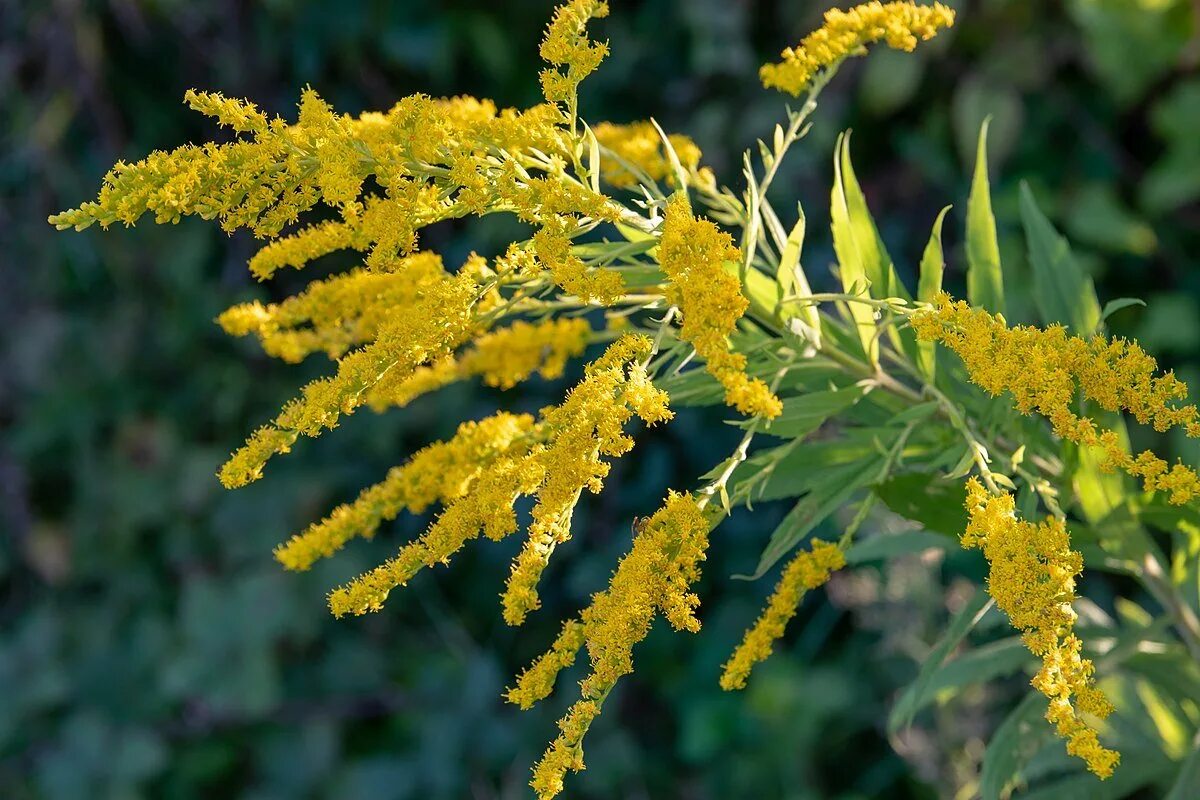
3, 1, 1199, 797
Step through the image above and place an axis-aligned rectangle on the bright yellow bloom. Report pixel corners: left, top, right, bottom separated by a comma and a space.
273, 412, 535, 571
326, 336, 669, 619
357, 317, 593, 411
720, 538, 844, 691
539, 0, 610, 106
914, 294, 1200, 504
760, 1, 955, 97
218, 266, 479, 488
503, 335, 671, 625
964, 478, 1119, 779
520, 491, 710, 799
658, 194, 782, 418
218, 252, 449, 363
592, 121, 702, 189
247, 218, 363, 281
507, 620, 587, 710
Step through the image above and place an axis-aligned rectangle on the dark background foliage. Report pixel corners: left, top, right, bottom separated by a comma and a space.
3, 1, 1198, 797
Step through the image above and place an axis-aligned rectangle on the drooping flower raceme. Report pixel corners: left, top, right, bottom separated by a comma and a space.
963, 479, 1119, 778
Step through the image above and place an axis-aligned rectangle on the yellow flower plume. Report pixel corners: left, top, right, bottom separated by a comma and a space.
659, 194, 782, 418
914, 294, 1200, 504
760, 1, 955, 97
963, 478, 1119, 779
720, 538, 845, 691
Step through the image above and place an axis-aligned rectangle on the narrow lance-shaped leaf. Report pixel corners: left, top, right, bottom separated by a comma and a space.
916, 206, 950, 380
1019, 181, 1102, 335
776, 206, 822, 347
830, 132, 879, 365
889, 589, 993, 733
966, 119, 1005, 314
836, 134, 922, 367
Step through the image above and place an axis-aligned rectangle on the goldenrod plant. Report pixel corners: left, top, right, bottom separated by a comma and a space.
51, 1, 1200, 796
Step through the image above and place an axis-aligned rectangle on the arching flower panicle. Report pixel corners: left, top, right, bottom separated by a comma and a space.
521, 491, 710, 799
273, 412, 535, 571
915, 294, 1200, 504
761, 1, 956, 97
658, 195, 782, 418
963, 478, 1119, 779
720, 538, 844, 690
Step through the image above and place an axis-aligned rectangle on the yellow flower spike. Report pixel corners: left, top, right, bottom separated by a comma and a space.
720, 538, 845, 691
183, 89, 269, 135
539, 0, 610, 106
220, 253, 450, 363
502, 335, 672, 626
273, 412, 535, 571
506, 619, 587, 710
963, 478, 1119, 779
246, 217, 360, 281
461, 318, 592, 389
321, 335, 667, 621
760, 1, 956, 97
914, 294, 1200, 504
658, 194, 782, 418
592, 121, 703, 189
520, 491, 710, 799
328, 455, 546, 617
219, 267, 480, 486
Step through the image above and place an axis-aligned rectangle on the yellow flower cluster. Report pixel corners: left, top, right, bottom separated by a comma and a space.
52, 81, 629, 300
659, 195, 782, 418
515, 491, 710, 799
364, 317, 594, 410
217, 252, 450, 363
274, 412, 535, 571
760, 1, 955, 97
323, 335, 670, 620
539, 0, 610, 107
720, 538, 844, 690
963, 479, 1120, 778
914, 295, 1200, 504
592, 121, 702, 189
218, 263, 480, 489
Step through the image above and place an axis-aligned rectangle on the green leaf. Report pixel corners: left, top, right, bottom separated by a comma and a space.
1100, 297, 1146, 327
875, 473, 969, 537
1019, 181, 1102, 335
760, 386, 866, 439
830, 132, 881, 365
775, 207, 821, 346
836, 132, 908, 300
916, 206, 950, 380
844, 529, 950, 565
1165, 732, 1200, 800
966, 119, 1005, 315
888, 590, 994, 733
980, 693, 1048, 800
748, 455, 884, 578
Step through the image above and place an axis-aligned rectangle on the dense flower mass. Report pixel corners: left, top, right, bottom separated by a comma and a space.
720, 538, 845, 690
592, 121, 703, 189
517, 491, 711, 799
760, 1, 955, 96
914, 294, 1200, 504
659, 194, 782, 418
963, 479, 1119, 778
54, 0, 1200, 794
